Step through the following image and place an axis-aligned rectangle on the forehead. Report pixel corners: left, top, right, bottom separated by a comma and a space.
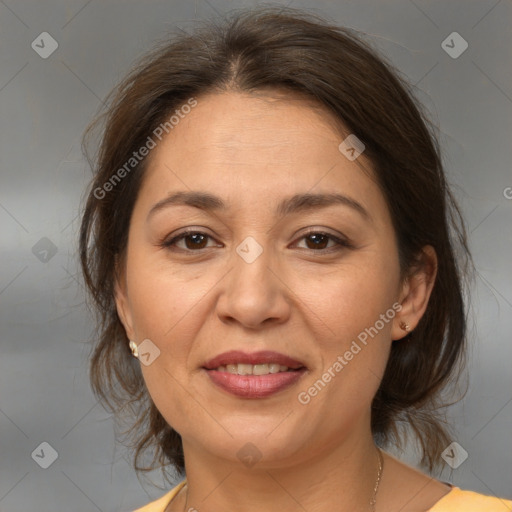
137, 90, 384, 219
171, 90, 346, 159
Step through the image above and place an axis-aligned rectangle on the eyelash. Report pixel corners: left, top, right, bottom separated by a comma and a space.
160, 229, 353, 254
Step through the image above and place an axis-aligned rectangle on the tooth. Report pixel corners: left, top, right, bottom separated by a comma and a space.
269, 364, 281, 373
252, 364, 270, 376
226, 364, 238, 374
215, 363, 292, 374
237, 364, 253, 375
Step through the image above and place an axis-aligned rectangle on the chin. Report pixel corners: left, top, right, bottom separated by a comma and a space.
202, 428, 308, 466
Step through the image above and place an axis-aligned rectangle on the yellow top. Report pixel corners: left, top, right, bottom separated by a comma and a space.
133, 480, 512, 511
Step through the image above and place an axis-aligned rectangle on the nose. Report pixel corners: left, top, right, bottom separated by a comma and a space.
215, 238, 291, 330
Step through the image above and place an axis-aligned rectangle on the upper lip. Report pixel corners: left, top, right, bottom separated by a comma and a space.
203, 350, 305, 370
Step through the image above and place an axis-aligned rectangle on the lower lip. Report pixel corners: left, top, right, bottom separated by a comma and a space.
203, 368, 307, 398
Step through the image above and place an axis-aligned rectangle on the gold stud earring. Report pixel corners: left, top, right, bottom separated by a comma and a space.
399, 321, 410, 332
129, 340, 139, 358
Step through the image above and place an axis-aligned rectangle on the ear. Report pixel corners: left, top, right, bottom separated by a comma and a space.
392, 245, 437, 341
114, 255, 136, 341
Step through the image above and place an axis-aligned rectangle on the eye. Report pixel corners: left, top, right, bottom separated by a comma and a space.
162, 230, 221, 251
161, 229, 352, 253
293, 230, 352, 252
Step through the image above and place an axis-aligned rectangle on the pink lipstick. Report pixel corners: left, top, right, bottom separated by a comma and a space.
202, 350, 307, 398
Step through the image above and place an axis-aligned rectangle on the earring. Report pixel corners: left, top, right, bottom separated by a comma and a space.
129, 340, 139, 358
399, 321, 410, 332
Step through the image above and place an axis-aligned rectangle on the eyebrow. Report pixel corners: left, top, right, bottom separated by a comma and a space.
147, 190, 371, 222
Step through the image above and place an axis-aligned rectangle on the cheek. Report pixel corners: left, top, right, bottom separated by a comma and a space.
125, 255, 205, 430
298, 247, 400, 402
125, 242, 207, 340
125, 234, 401, 350
304, 253, 400, 342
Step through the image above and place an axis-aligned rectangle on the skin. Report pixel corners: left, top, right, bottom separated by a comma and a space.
115, 90, 451, 511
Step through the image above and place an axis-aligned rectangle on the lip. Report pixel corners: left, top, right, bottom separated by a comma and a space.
203, 350, 305, 370
203, 368, 308, 398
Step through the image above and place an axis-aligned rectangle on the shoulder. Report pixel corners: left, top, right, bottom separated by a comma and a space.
379, 451, 511, 511
428, 487, 512, 511
132, 480, 186, 512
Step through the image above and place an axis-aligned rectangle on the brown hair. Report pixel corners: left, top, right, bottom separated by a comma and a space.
79, 6, 471, 482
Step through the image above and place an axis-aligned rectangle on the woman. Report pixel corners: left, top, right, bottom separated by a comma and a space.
79, 7, 512, 512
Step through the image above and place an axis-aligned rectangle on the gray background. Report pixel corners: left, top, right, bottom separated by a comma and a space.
0, 0, 511, 510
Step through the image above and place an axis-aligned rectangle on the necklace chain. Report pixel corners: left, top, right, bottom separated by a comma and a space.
177, 447, 384, 512
370, 447, 384, 511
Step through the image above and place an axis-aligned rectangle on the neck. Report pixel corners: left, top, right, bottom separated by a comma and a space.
178, 422, 382, 512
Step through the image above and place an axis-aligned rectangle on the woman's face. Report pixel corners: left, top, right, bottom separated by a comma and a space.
115, 90, 417, 468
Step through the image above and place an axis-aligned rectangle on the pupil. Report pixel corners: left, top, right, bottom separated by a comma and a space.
187, 234, 206, 249
307, 234, 327, 249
